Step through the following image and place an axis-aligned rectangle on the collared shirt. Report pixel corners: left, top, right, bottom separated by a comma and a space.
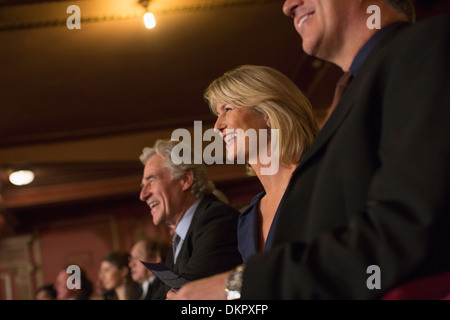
350, 22, 407, 76
140, 275, 156, 299
173, 196, 203, 263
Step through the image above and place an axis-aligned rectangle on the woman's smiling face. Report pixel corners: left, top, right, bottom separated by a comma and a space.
214, 103, 270, 162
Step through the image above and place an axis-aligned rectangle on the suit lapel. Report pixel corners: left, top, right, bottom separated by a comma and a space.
180, 194, 214, 249
166, 194, 215, 272
299, 87, 357, 170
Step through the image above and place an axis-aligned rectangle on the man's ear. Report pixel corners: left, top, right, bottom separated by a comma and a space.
180, 169, 194, 191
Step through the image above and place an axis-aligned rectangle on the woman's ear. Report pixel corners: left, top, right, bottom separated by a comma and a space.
265, 117, 271, 128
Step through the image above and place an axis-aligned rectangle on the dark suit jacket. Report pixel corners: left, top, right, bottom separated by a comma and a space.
242, 15, 450, 299
152, 193, 242, 299
135, 278, 160, 300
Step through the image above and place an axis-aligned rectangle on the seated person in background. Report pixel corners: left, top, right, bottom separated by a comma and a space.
54, 265, 93, 300
35, 284, 57, 300
99, 250, 139, 300
139, 139, 242, 299
129, 237, 171, 300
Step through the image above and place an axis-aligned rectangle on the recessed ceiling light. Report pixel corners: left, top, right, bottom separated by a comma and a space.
143, 12, 156, 29
139, 0, 156, 29
9, 170, 35, 186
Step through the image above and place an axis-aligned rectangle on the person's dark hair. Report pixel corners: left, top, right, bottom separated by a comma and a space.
387, 0, 416, 22
101, 251, 138, 300
36, 284, 57, 299
142, 237, 171, 262
61, 264, 93, 300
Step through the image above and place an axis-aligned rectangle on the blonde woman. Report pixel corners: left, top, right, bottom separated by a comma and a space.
167, 64, 318, 299
206, 64, 318, 263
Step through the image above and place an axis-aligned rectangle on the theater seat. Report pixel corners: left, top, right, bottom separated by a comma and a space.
382, 271, 450, 300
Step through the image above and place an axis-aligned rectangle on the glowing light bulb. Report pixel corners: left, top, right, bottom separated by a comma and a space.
143, 12, 156, 29
9, 170, 35, 186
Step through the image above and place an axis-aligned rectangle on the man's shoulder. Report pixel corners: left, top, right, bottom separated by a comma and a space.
186, 193, 239, 238
359, 14, 449, 79
200, 193, 240, 212
388, 14, 449, 48
194, 193, 240, 220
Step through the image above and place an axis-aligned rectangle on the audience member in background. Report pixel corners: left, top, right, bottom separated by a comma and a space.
99, 250, 139, 300
54, 265, 93, 300
35, 284, 57, 300
129, 237, 171, 300
139, 139, 242, 299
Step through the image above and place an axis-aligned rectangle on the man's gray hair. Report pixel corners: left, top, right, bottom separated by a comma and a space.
139, 139, 214, 199
387, 0, 416, 22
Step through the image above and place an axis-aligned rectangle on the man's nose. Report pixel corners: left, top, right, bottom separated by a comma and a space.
283, 0, 304, 18
140, 185, 149, 202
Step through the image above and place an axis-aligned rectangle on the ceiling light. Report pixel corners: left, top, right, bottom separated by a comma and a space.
139, 0, 156, 29
143, 12, 156, 29
9, 170, 35, 186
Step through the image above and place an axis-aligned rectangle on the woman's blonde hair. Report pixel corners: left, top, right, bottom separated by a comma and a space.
204, 65, 318, 172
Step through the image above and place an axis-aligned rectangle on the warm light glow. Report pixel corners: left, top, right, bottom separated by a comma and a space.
9, 170, 35, 186
143, 12, 156, 29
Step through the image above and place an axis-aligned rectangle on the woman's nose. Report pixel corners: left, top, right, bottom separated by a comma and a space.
214, 115, 226, 133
